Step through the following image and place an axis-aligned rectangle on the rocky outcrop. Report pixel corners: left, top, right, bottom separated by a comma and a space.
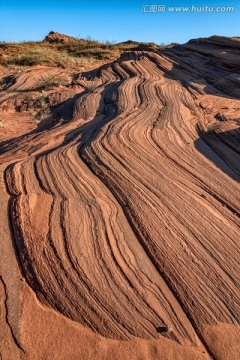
44, 31, 77, 43
0, 36, 239, 360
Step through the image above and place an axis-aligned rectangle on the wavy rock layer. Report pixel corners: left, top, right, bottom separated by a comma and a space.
1, 36, 240, 358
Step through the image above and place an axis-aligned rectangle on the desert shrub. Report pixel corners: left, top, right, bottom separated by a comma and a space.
73, 48, 115, 59
0, 75, 14, 90
6, 48, 55, 66
35, 95, 49, 108
35, 74, 71, 90
35, 107, 52, 121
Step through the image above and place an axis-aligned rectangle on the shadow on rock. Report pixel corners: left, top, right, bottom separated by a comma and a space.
194, 127, 240, 182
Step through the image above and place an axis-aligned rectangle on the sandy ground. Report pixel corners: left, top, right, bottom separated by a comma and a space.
0, 36, 239, 359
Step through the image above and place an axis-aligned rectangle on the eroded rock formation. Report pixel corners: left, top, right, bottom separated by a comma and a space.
0, 36, 239, 360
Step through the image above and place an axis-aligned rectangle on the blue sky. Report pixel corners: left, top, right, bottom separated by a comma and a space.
0, 0, 239, 44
